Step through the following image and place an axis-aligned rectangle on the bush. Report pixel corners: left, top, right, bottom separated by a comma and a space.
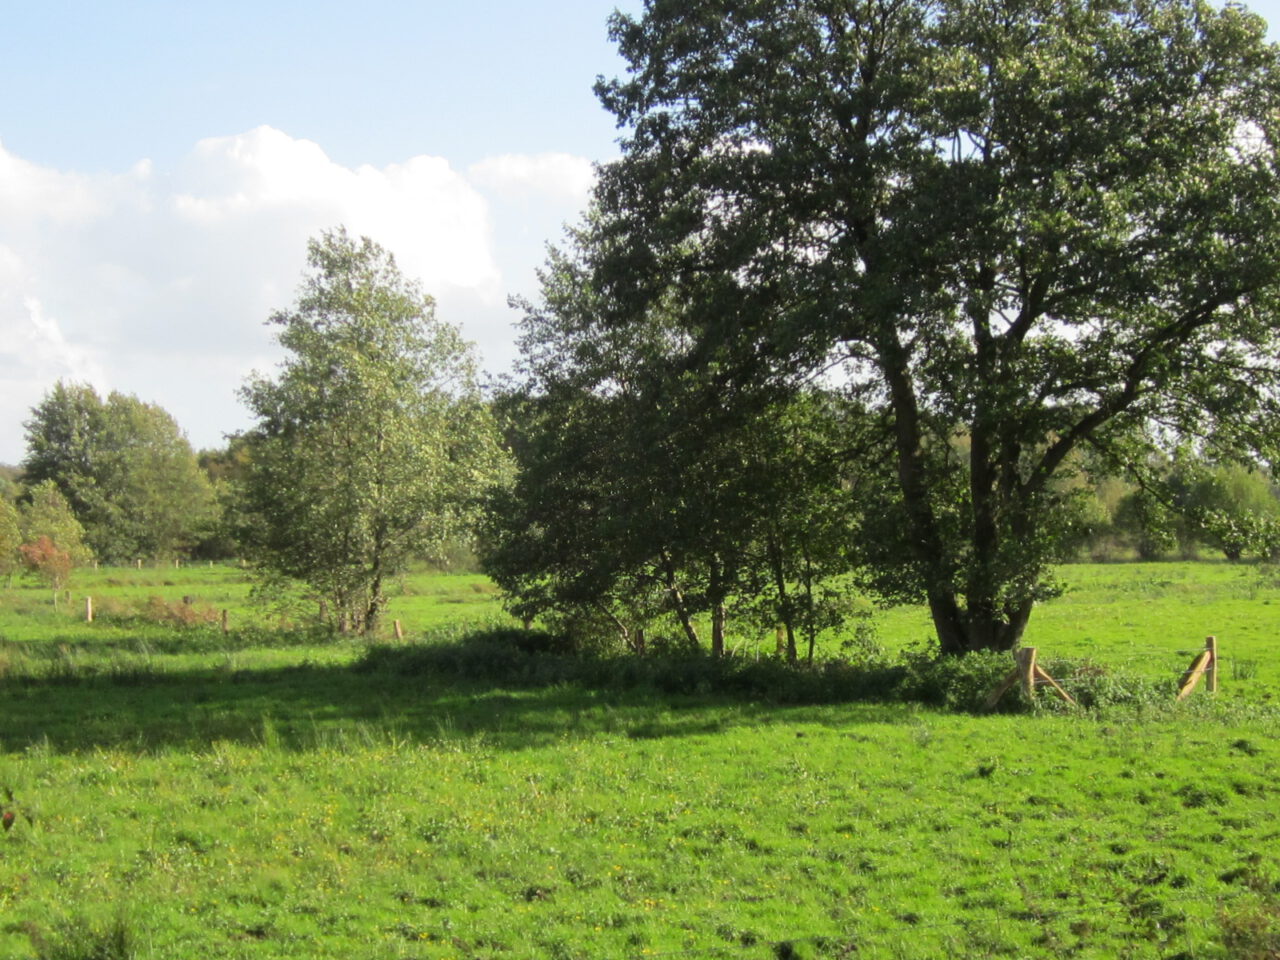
355, 626, 907, 704
895, 648, 1017, 712
1038, 658, 1173, 709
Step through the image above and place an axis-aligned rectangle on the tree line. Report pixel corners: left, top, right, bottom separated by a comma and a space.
6, 0, 1280, 659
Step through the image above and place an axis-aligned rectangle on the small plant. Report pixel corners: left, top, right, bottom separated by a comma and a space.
1233, 658, 1259, 681
30, 916, 135, 960
1, 785, 34, 834
1219, 893, 1280, 960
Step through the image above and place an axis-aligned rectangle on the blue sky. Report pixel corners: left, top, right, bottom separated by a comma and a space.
1, 1, 633, 173
1, 0, 1278, 462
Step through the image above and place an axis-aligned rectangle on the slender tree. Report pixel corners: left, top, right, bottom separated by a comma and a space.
235, 228, 505, 635
18, 479, 92, 603
0, 497, 22, 587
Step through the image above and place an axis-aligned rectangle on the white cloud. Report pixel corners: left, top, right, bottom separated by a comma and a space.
0, 129, 604, 463
467, 152, 596, 203
0, 141, 114, 224
0, 289, 110, 459
171, 126, 502, 298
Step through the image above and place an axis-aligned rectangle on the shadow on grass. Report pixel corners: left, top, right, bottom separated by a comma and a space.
0, 632, 922, 755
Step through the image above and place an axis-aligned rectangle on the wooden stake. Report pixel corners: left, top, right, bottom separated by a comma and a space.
393, 619, 404, 641
220, 609, 229, 634
1206, 635, 1218, 694
1033, 665, 1076, 705
1177, 650, 1211, 700
85, 596, 93, 623
986, 647, 1076, 709
136, 559, 142, 570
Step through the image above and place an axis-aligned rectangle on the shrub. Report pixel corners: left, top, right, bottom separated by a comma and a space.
895, 647, 1016, 711
355, 626, 907, 704
1038, 658, 1173, 709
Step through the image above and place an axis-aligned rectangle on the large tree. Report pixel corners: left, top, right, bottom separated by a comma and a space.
235, 228, 505, 635
587, 0, 1280, 653
22, 383, 215, 563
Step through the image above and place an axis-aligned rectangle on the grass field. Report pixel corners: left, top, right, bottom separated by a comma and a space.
0, 562, 1277, 959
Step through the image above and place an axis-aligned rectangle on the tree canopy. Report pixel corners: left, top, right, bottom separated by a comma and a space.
485, 235, 865, 658
579, 0, 1280, 653
21, 383, 215, 563
235, 228, 506, 634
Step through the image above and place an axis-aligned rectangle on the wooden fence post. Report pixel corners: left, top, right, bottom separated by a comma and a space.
220, 609, 229, 634
393, 619, 404, 641
1206, 635, 1218, 694
1017, 647, 1037, 699
85, 596, 93, 623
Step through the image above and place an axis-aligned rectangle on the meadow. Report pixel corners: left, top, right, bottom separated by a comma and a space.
0, 562, 1276, 959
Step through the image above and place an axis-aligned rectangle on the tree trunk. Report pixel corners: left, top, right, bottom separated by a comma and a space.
605, 607, 631, 649
929, 591, 969, 656
660, 552, 701, 649
708, 556, 727, 658
801, 541, 817, 664
766, 534, 797, 663
881, 327, 1038, 657
711, 602, 726, 658
363, 573, 384, 636
930, 591, 1034, 655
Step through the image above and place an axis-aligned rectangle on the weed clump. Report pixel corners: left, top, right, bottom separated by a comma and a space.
92, 595, 220, 628
1219, 893, 1280, 960
25, 916, 135, 960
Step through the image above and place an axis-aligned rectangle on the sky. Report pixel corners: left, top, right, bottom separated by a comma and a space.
2, 0, 1279, 464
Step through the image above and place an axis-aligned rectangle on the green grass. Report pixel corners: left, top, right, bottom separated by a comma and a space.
0, 562, 1278, 958
876, 560, 1280, 695
0, 564, 509, 679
